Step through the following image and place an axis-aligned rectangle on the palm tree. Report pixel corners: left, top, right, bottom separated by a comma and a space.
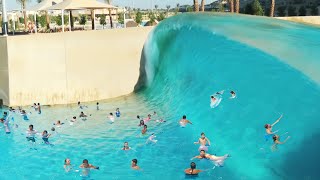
155, 5, 158, 15
104, 0, 114, 28
35, 0, 51, 29
200, 0, 205, 12
166, 5, 171, 12
229, 0, 234, 13
176, 3, 180, 12
270, 0, 275, 17
235, 0, 239, 13
17, 0, 30, 30
194, 0, 199, 12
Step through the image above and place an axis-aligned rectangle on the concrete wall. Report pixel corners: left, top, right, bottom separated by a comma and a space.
0, 37, 9, 106
2, 27, 153, 106
276, 16, 320, 26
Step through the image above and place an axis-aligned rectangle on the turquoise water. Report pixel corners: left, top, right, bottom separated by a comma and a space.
1, 13, 320, 179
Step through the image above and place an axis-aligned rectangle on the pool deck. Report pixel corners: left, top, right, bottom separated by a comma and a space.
276, 16, 320, 26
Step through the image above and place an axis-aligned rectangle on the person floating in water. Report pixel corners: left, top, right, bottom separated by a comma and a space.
21, 110, 29, 120
191, 150, 230, 167
122, 142, 131, 150
179, 115, 192, 127
194, 132, 211, 151
131, 159, 140, 170
146, 133, 157, 144
108, 113, 115, 123
272, 134, 290, 151
79, 112, 87, 118
69, 116, 77, 125
144, 114, 152, 123
264, 114, 283, 141
138, 119, 145, 127
26, 124, 39, 149
115, 108, 121, 118
64, 158, 72, 172
184, 162, 202, 175
53, 120, 64, 127
141, 125, 148, 134
42, 130, 52, 145
230, 91, 236, 99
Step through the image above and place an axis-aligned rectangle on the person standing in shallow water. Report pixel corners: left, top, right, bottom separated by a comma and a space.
64, 158, 72, 172
115, 108, 121, 118
184, 162, 202, 175
131, 159, 140, 170
96, 102, 99, 110
194, 132, 211, 151
179, 115, 192, 127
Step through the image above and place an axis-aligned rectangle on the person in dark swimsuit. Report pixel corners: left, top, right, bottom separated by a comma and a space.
184, 162, 202, 175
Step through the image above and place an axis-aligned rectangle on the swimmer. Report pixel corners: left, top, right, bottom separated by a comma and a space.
138, 119, 145, 126
0, 117, 11, 134
70, 116, 77, 125
122, 142, 131, 150
26, 124, 39, 148
141, 125, 147, 134
264, 114, 283, 141
191, 150, 230, 167
64, 158, 72, 172
131, 159, 140, 170
156, 118, 166, 123
96, 102, 99, 110
80, 159, 99, 169
184, 162, 202, 175
137, 115, 142, 120
53, 120, 64, 127
144, 114, 152, 123
272, 134, 290, 151
230, 91, 236, 99
146, 133, 157, 144
179, 115, 192, 127
211, 96, 217, 104
109, 113, 115, 123
21, 110, 29, 120
32, 103, 38, 111
78, 101, 87, 109
115, 108, 121, 118
9, 107, 16, 113
194, 132, 211, 151
42, 130, 51, 144
79, 112, 87, 118
37, 103, 41, 114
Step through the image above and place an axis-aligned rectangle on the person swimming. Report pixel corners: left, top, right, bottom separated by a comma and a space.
42, 130, 51, 144
64, 158, 72, 172
230, 91, 236, 99
53, 120, 64, 127
131, 159, 140, 170
109, 113, 115, 123
122, 142, 131, 150
272, 134, 290, 151
115, 108, 121, 118
179, 115, 192, 127
69, 116, 77, 125
184, 162, 202, 175
141, 125, 147, 134
21, 110, 29, 120
146, 133, 158, 144
264, 114, 283, 141
144, 114, 152, 123
194, 132, 211, 151
26, 124, 39, 148
79, 112, 87, 118
191, 150, 230, 167
80, 159, 99, 169
138, 119, 144, 127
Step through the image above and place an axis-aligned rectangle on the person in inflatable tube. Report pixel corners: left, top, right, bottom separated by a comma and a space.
194, 132, 211, 151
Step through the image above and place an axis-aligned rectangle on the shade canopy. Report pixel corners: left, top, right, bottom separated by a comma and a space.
47, 0, 118, 10
28, 0, 63, 11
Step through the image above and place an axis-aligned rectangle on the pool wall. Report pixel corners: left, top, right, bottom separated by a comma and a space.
0, 27, 153, 106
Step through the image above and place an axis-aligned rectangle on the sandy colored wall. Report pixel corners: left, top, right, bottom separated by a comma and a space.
5, 27, 153, 106
0, 37, 9, 106
276, 16, 320, 26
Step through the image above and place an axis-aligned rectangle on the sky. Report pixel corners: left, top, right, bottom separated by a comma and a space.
4, 0, 217, 11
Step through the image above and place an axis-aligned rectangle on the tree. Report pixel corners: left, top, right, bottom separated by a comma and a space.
270, 0, 275, 17
298, 6, 306, 16
135, 11, 143, 24
235, 0, 239, 13
277, 6, 286, 16
118, 13, 124, 24
79, 15, 87, 29
229, 0, 234, 13
16, 0, 30, 30
104, 0, 114, 28
194, 0, 199, 12
157, 12, 166, 21
288, 6, 297, 16
310, 6, 319, 15
54, 15, 69, 26
100, 15, 106, 28
148, 12, 156, 23
200, 0, 205, 12
176, 3, 180, 13
187, 6, 193, 12
166, 5, 171, 15
245, 0, 264, 16
37, 15, 46, 28
155, 5, 158, 11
